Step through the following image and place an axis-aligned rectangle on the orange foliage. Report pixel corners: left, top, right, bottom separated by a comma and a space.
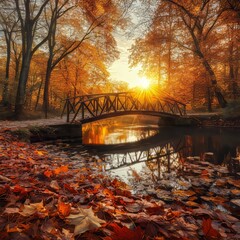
58, 201, 71, 218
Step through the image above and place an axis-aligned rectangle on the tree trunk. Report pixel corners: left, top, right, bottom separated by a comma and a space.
43, 60, 52, 119
15, 53, 31, 118
197, 50, 227, 108
43, 7, 57, 119
2, 34, 11, 106
229, 41, 238, 99
35, 76, 44, 111
207, 87, 212, 112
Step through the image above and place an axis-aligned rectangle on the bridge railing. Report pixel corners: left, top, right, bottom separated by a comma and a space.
61, 92, 186, 123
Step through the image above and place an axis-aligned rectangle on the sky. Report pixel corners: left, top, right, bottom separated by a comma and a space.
108, 32, 141, 88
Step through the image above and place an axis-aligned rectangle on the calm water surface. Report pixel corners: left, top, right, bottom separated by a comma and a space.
81, 116, 240, 184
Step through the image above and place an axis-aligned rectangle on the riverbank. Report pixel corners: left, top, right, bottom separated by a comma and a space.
188, 107, 240, 128
0, 128, 239, 239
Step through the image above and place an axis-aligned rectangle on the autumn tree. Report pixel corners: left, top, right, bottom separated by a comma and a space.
131, 0, 240, 110
42, 0, 77, 118
163, 0, 229, 109
221, 0, 240, 99
51, 41, 118, 106
129, 1, 182, 93
0, 0, 18, 106
42, 0, 128, 117
13, 0, 50, 118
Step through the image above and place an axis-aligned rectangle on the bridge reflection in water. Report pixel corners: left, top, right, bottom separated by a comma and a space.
83, 124, 188, 183
101, 139, 185, 182
82, 121, 240, 184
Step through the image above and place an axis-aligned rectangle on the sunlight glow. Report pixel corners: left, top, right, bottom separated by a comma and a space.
138, 77, 150, 89
129, 76, 151, 90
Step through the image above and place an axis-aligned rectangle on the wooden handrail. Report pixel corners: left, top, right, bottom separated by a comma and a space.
61, 92, 187, 123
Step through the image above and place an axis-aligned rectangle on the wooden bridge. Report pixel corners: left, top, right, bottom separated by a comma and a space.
61, 92, 186, 123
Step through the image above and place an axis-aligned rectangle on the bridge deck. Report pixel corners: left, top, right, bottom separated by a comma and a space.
62, 92, 186, 123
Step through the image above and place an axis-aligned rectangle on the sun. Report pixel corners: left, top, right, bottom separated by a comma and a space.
138, 77, 150, 89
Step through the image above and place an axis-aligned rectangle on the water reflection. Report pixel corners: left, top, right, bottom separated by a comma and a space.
82, 118, 240, 183
82, 116, 159, 144
101, 141, 184, 182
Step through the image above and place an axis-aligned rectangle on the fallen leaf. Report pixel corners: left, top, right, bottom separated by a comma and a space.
19, 200, 46, 217
231, 189, 240, 196
201, 169, 209, 177
103, 188, 114, 199
34, 150, 45, 156
62, 228, 74, 239
44, 169, 53, 178
230, 199, 240, 207
228, 179, 240, 188
58, 201, 71, 218
202, 218, 220, 238
50, 180, 60, 190
66, 207, 105, 236
193, 208, 215, 218
107, 223, 144, 240
172, 190, 196, 198
54, 165, 69, 175
201, 196, 226, 204
146, 206, 165, 215
124, 202, 143, 213
4, 208, 19, 214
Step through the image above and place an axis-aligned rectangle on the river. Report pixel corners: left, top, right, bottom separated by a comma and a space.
78, 116, 240, 186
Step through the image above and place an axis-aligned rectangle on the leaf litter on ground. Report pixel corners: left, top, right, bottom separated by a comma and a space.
0, 129, 239, 239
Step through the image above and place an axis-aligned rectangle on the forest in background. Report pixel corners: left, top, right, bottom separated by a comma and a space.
0, 0, 239, 118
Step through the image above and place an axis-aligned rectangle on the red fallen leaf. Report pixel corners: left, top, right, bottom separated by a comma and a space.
202, 218, 220, 239
54, 165, 69, 175
12, 185, 24, 193
64, 183, 78, 194
93, 184, 102, 193
0, 186, 8, 194
111, 178, 129, 189
44, 169, 53, 178
144, 221, 161, 238
146, 206, 165, 215
58, 201, 71, 218
106, 223, 144, 240
103, 188, 114, 199
164, 209, 182, 221
193, 208, 215, 218
7, 224, 21, 233
96, 210, 115, 221
81, 232, 103, 239
201, 169, 209, 178
115, 188, 132, 198
12, 184, 31, 194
